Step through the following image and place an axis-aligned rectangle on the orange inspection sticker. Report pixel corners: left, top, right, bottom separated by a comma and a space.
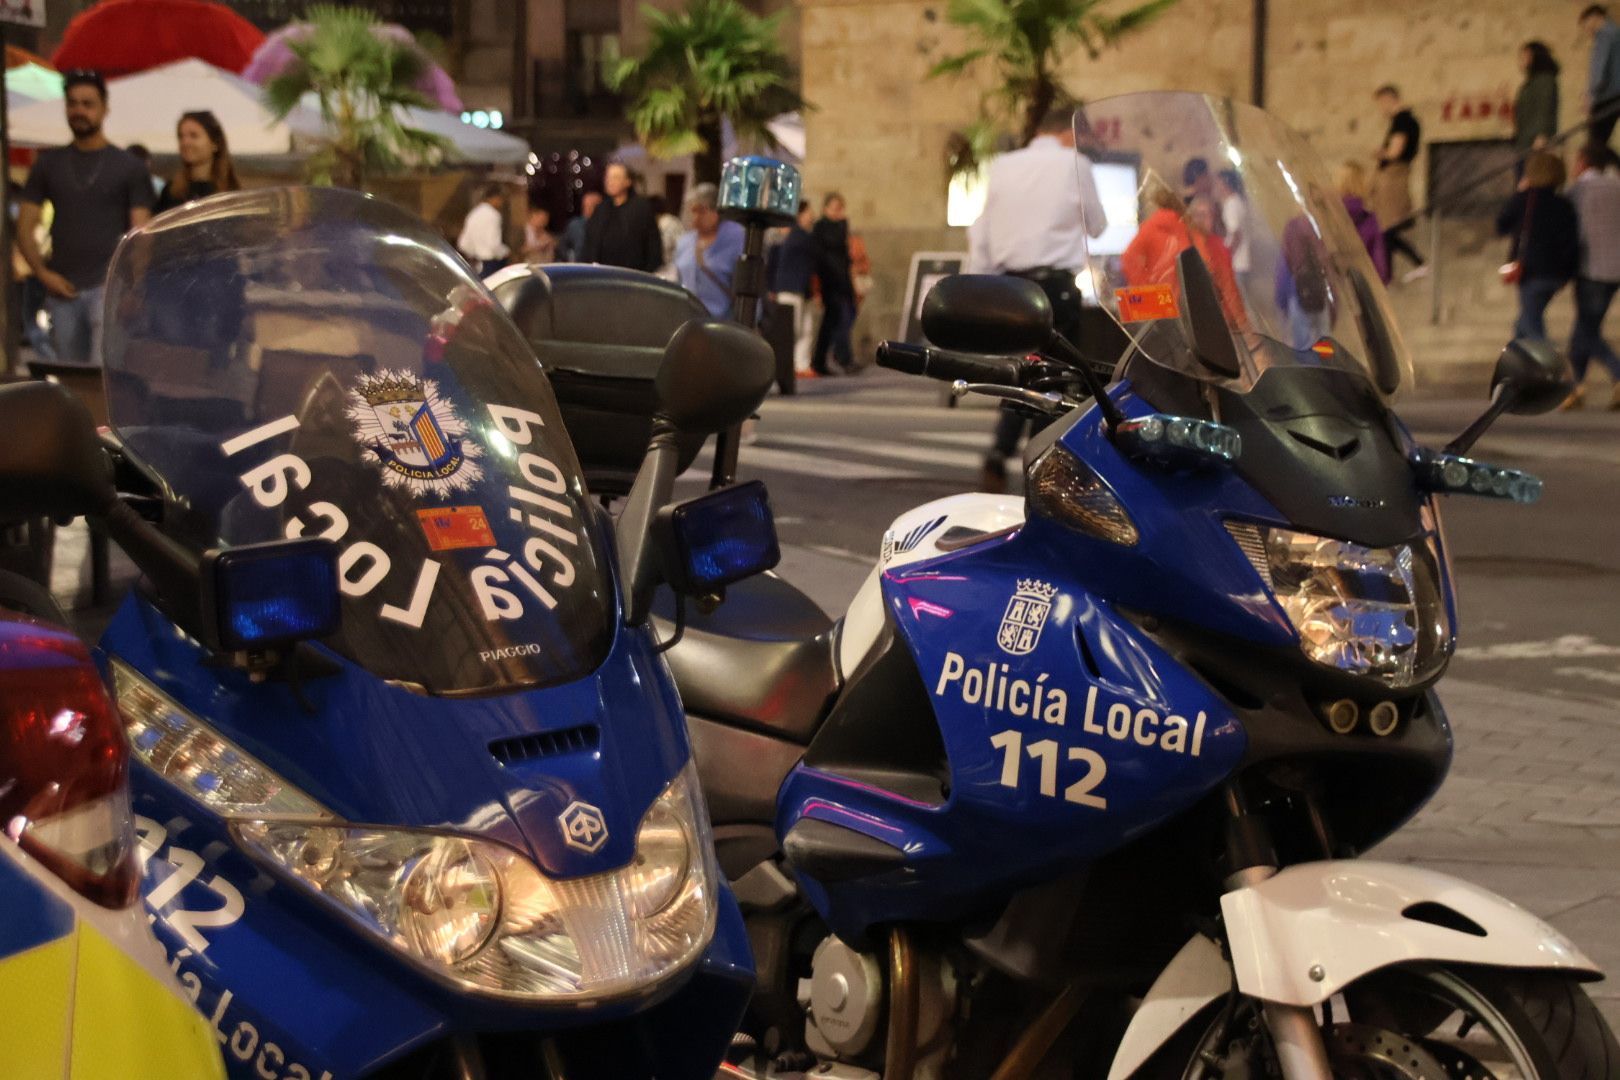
1115, 283, 1179, 322
418, 506, 496, 551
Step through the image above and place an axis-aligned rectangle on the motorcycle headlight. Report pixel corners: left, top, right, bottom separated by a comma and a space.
1226, 522, 1452, 688
113, 662, 717, 1003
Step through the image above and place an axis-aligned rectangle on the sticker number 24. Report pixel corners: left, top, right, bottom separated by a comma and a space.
989, 729, 1107, 809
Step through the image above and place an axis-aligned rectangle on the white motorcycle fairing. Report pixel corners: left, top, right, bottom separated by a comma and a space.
1107, 859, 1600, 1080
838, 493, 1026, 678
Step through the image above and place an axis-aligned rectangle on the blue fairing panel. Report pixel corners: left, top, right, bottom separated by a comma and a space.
778, 394, 1296, 940
101, 590, 750, 1077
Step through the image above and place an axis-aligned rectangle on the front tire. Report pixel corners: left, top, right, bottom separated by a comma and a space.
1143, 964, 1619, 1079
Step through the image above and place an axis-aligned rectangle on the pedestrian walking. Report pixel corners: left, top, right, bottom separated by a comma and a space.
673, 183, 745, 319
1514, 42, 1561, 161
522, 205, 557, 265
1215, 169, 1251, 285
154, 111, 240, 215
1336, 161, 1390, 283
16, 70, 154, 366
1580, 5, 1620, 147
457, 182, 509, 278
582, 162, 663, 273
966, 101, 1108, 490
811, 192, 858, 377
1496, 151, 1580, 342
766, 199, 820, 378
1562, 143, 1620, 408
561, 191, 601, 262
1370, 85, 1429, 282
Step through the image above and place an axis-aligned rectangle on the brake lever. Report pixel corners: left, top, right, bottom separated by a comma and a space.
950, 380, 1073, 416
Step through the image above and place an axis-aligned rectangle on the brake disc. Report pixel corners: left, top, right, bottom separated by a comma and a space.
1326, 1023, 1453, 1080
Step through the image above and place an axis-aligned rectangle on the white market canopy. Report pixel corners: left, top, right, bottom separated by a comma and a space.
6, 58, 531, 165
7, 59, 305, 156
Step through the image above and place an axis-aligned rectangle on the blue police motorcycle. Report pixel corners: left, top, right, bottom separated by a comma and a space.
662, 94, 1620, 1079
0, 187, 780, 1079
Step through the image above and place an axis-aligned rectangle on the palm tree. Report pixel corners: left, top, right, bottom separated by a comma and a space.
263, 5, 451, 189
929, 0, 1181, 148
608, 0, 806, 187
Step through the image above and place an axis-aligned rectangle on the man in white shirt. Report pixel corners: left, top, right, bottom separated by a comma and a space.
967, 103, 1107, 491
1216, 169, 1251, 282
458, 183, 510, 277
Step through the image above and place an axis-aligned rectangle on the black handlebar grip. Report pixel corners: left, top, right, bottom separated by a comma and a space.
875, 341, 1023, 386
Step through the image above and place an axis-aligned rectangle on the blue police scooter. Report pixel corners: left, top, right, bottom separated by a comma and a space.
0, 185, 784, 1080
663, 94, 1620, 1080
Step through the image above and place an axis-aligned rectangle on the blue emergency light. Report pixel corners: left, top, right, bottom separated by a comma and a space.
656, 481, 781, 595
199, 538, 342, 652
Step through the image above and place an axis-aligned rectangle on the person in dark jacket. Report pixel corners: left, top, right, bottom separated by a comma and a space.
582, 162, 663, 272
1514, 42, 1561, 160
1496, 151, 1581, 340
811, 192, 856, 375
766, 200, 820, 376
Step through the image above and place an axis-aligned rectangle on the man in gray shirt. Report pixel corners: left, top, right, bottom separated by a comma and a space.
1583, 5, 1620, 147
1565, 142, 1620, 409
18, 70, 153, 365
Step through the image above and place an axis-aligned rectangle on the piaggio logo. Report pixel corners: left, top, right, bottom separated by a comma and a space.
559, 800, 609, 853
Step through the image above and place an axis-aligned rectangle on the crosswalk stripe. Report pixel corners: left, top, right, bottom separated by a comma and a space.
759, 433, 983, 470
912, 431, 995, 449
691, 445, 919, 481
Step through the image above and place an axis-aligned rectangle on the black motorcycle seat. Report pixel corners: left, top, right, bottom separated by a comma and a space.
652, 574, 841, 745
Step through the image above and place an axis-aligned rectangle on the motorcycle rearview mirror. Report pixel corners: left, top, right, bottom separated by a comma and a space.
1445, 338, 1573, 455
0, 381, 116, 521
620, 320, 776, 626
656, 319, 776, 435
921, 275, 1053, 356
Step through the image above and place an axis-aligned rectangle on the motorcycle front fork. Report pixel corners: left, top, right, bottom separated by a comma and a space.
1220, 783, 1334, 1080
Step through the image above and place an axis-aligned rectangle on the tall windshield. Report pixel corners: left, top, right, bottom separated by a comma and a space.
103, 188, 614, 695
1075, 92, 1412, 398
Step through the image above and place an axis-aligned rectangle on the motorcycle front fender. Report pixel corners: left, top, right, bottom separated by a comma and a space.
1107, 860, 1600, 1080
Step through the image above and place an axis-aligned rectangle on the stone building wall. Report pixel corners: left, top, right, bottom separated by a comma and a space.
800, 0, 1600, 353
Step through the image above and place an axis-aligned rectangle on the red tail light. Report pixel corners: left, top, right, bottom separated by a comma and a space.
0, 613, 137, 907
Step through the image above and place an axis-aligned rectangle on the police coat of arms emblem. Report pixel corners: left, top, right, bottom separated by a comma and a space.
997, 579, 1056, 655
347, 370, 483, 497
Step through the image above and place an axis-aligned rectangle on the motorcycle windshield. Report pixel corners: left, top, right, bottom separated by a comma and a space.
1075, 92, 1413, 399
102, 187, 614, 695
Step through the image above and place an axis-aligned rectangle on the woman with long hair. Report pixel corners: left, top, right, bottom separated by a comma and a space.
154, 110, 240, 214
1514, 41, 1561, 158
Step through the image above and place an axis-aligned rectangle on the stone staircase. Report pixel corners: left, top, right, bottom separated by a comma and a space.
1386, 217, 1616, 398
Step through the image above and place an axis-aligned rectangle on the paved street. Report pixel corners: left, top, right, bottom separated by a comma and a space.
706, 371, 1620, 1023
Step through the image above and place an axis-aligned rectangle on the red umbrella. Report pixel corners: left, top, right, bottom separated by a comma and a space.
51, 0, 266, 77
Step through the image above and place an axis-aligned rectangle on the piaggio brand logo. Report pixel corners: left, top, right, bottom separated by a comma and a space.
559, 800, 609, 853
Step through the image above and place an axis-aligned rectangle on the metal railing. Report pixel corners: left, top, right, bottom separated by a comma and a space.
1416, 100, 1620, 325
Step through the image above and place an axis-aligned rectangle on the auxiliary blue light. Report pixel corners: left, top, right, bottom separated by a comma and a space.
661, 481, 781, 593
204, 539, 342, 652
1410, 448, 1542, 504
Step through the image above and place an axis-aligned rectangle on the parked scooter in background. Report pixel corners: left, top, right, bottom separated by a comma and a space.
0, 186, 781, 1080
651, 96, 1620, 1079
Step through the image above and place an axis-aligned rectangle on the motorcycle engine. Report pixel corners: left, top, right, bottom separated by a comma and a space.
800, 937, 885, 1060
